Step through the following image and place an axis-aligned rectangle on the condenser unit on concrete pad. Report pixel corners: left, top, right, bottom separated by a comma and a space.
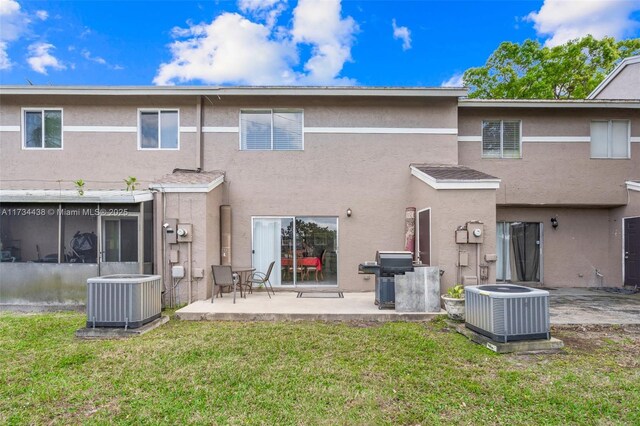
86, 274, 162, 329
465, 284, 550, 343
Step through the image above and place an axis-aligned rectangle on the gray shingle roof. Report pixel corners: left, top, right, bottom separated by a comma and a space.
411, 164, 498, 181
152, 170, 224, 186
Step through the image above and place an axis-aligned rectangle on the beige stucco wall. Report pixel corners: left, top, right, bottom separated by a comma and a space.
409, 177, 498, 294
161, 192, 210, 304
458, 107, 640, 206
497, 206, 624, 287
594, 62, 640, 100
0, 95, 200, 190
193, 97, 459, 292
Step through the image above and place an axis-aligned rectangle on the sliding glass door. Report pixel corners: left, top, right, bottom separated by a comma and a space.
252, 216, 338, 286
496, 222, 542, 283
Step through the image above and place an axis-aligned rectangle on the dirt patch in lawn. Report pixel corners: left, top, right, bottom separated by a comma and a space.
551, 325, 640, 366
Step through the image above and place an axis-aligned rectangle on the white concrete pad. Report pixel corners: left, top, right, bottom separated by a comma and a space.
176, 291, 444, 321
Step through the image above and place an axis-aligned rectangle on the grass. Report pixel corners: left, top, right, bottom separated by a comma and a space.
1, 313, 639, 425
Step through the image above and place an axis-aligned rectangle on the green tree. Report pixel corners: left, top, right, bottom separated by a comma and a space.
463, 35, 640, 99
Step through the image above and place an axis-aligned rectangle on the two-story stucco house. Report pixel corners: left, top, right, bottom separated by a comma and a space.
1, 57, 639, 308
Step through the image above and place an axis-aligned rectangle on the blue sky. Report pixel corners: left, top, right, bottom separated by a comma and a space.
1, 0, 639, 87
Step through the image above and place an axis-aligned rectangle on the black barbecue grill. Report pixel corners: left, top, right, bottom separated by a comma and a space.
358, 251, 414, 309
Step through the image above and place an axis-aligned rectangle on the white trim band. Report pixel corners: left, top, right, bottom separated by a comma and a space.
458, 136, 482, 142
627, 181, 640, 192
0, 126, 20, 132
203, 126, 239, 133
410, 166, 501, 190
180, 126, 197, 133
631, 137, 640, 143
305, 127, 457, 135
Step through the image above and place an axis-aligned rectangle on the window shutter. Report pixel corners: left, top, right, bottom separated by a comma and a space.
482, 121, 501, 158
590, 121, 609, 158
502, 121, 520, 158
273, 111, 303, 150
241, 111, 272, 150
610, 120, 629, 158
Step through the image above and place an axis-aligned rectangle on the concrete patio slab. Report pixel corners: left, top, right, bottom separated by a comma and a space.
549, 287, 640, 325
176, 291, 444, 322
175, 286, 640, 325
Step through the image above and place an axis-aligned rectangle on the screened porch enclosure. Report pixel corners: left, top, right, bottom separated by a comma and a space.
0, 192, 154, 305
252, 216, 338, 287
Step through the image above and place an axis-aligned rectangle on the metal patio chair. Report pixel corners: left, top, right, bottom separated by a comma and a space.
211, 265, 240, 304
246, 261, 276, 298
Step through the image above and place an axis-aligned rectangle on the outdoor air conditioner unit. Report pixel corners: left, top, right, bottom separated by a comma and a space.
86, 274, 162, 329
465, 284, 550, 343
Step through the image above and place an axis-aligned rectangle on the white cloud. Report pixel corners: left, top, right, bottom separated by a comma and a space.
154, 0, 358, 86
527, 0, 640, 47
291, 0, 358, 84
441, 73, 464, 88
238, 0, 281, 12
238, 0, 287, 29
392, 19, 412, 51
0, 0, 26, 69
82, 49, 106, 65
1, 0, 55, 70
27, 42, 66, 74
0, 41, 10, 70
154, 13, 297, 85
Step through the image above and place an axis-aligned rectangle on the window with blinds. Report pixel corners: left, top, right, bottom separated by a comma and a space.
590, 120, 629, 159
482, 120, 521, 158
241, 110, 303, 150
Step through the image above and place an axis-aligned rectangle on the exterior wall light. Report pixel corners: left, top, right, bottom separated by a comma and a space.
550, 217, 558, 229
347, 208, 352, 217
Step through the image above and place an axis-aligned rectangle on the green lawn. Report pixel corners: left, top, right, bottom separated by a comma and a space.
1, 312, 639, 425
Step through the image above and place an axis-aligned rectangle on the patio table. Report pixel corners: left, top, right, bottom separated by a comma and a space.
232, 266, 255, 303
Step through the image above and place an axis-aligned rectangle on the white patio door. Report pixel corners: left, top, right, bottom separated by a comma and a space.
252, 218, 291, 286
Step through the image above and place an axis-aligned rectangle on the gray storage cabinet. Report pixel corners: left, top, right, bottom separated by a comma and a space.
86, 274, 162, 328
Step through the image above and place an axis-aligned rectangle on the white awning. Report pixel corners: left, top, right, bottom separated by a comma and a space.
0, 189, 154, 203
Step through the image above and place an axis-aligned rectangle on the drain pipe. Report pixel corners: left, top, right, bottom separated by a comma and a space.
188, 240, 193, 304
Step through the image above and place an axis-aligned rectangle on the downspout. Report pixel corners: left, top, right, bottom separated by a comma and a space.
188, 240, 193, 304
196, 95, 204, 171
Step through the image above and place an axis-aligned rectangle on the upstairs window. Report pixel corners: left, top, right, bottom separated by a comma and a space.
23, 108, 62, 149
139, 109, 179, 149
482, 120, 521, 158
240, 110, 303, 150
591, 120, 629, 159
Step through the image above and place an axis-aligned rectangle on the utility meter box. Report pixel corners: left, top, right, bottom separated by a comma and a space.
171, 266, 185, 278
177, 224, 193, 243
455, 229, 468, 244
467, 222, 484, 244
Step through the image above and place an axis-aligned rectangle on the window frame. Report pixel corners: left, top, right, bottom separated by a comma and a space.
481, 119, 522, 159
590, 119, 631, 159
137, 108, 180, 150
239, 108, 304, 151
21, 107, 64, 150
